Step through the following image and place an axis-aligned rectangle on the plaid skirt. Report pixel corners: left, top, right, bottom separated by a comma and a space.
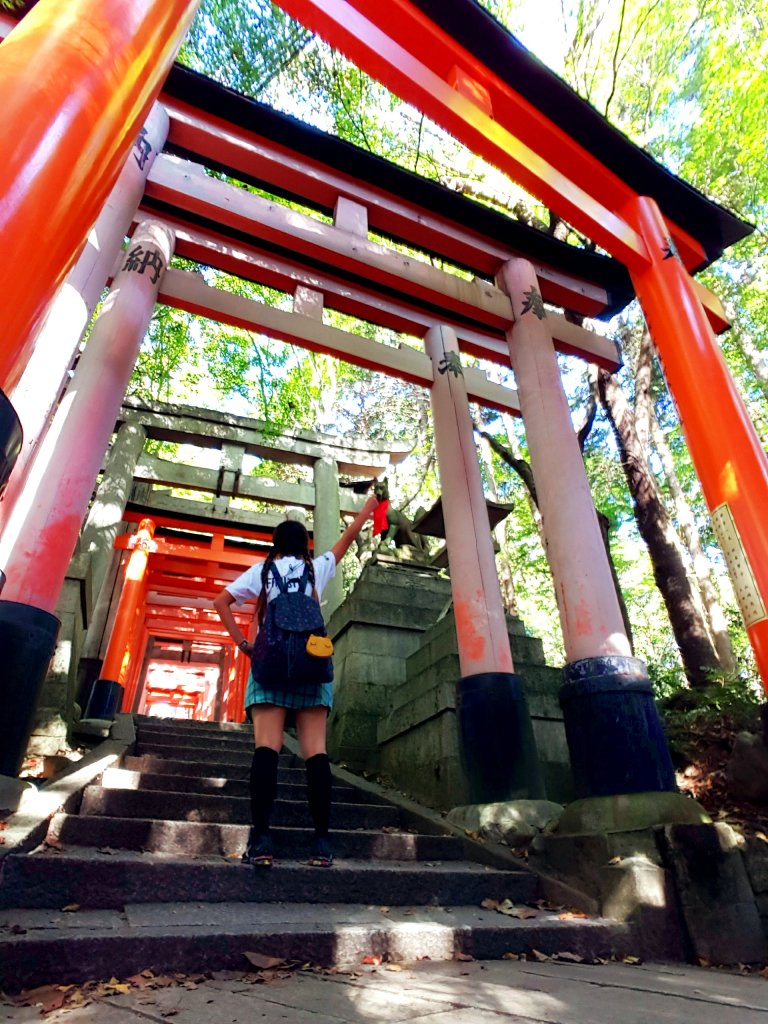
244, 670, 333, 719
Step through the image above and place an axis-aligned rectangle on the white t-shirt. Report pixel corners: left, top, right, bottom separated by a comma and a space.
226, 551, 336, 606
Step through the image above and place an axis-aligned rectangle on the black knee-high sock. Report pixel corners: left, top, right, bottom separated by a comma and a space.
250, 746, 279, 836
305, 753, 332, 838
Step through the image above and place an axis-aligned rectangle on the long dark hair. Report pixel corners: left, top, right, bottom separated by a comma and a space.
257, 519, 316, 622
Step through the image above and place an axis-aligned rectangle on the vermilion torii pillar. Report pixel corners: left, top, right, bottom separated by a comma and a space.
0, 104, 169, 531
498, 259, 675, 798
424, 324, 543, 801
0, 0, 200, 490
0, 220, 175, 777
628, 197, 768, 690
93, 519, 157, 720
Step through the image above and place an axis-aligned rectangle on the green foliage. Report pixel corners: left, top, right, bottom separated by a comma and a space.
659, 675, 762, 764
179, 0, 311, 97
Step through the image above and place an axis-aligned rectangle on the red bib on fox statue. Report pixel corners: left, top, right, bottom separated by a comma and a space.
372, 498, 390, 537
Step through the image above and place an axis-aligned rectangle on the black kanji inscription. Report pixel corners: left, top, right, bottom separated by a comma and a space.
122, 245, 164, 284
521, 287, 546, 319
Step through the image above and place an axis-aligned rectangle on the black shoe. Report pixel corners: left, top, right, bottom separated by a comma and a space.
308, 836, 333, 867
242, 832, 274, 867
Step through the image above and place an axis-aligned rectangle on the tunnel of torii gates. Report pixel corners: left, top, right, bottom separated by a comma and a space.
0, 0, 765, 805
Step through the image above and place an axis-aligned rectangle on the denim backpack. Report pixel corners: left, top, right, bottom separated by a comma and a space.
250, 563, 333, 689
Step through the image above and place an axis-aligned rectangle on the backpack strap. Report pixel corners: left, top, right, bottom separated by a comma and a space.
269, 561, 316, 598
298, 561, 323, 605
269, 563, 291, 595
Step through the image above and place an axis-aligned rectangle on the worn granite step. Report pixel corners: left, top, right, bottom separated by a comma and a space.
134, 716, 251, 736
0, 901, 632, 990
0, 849, 537, 910
79, 787, 400, 829
121, 754, 304, 779
100, 767, 382, 804
48, 814, 465, 861
133, 742, 299, 766
134, 729, 256, 752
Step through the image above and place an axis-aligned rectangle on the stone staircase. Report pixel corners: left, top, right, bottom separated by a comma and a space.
0, 716, 631, 989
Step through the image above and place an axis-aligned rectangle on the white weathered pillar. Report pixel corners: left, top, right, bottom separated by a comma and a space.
425, 323, 543, 801
313, 455, 343, 616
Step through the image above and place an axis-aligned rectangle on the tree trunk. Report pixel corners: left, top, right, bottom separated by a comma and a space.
596, 367, 721, 685
479, 416, 634, 648
649, 403, 737, 673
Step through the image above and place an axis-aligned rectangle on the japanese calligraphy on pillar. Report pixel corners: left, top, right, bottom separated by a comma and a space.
133, 127, 153, 171
122, 244, 165, 284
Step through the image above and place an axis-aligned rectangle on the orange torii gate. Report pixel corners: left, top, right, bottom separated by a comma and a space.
0, 0, 763, 809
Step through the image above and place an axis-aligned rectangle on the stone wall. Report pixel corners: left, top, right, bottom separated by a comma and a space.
327, 559, 574, 810
327, 561, 453, 772
26, 555, 93, 759
378, 608, 574, 809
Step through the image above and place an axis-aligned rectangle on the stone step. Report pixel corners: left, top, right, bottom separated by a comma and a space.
134, 715, 251, 736
48, 814, 464, 861
133, 741, 300, 765
79, 786, 401, 829
134, 729, 256, 752
0, 901, 631, 990
100, 767, 382, 804
0, 850, 537, 910
121, 753, 306, 781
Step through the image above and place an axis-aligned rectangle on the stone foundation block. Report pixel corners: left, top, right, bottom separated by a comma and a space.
659, 823, 768, 964
447, 799, 564, 846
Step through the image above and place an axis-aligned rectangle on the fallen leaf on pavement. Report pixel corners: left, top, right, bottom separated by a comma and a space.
454, 953, 474, 962
385, 964, 404, 972
244, 953, 287, 970
554, 952, 584, 963
502, 952, 520, 961
361, 956, 382, 966
558, 911, 588, 920
61, 904, 81, 913
529, 900, 564, 912
14, 985, 68, 1013
529, 950, 550, 962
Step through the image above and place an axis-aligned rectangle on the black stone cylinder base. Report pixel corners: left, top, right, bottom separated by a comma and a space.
0, 388, 23, 494
0, 601, 60, 777
83, 678, 124, 721
559, 655, 676, 798
457, 671, 545, 804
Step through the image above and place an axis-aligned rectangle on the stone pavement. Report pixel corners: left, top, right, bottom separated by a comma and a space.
2, 958, 767, 1023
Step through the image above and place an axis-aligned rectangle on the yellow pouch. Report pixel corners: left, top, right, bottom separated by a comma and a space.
306, 634, 333, 658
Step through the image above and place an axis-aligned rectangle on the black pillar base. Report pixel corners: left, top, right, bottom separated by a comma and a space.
559, 655, 676, 799
0, 601, 60, 777
457, 672, 545, 804
0, 388, 23, 493
75, 657, 103, 715
83, 678, 124, 721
